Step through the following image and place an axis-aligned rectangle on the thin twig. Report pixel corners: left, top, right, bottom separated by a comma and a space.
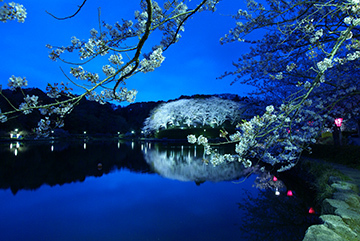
46, 0, 88, 20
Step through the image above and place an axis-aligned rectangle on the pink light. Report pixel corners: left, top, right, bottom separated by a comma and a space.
334, 118, 343, 127
308, 207, 315, 214
273, 176, 278, 182
287, 190, 293, 196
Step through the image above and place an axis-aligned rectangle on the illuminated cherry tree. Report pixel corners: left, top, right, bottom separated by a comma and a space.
189, 0, 360, 172
2, 0, 360, 173
0, 0, 221, 135
142, 97, 243, 134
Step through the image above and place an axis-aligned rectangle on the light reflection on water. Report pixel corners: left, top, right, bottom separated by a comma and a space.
0, 141, 317, 241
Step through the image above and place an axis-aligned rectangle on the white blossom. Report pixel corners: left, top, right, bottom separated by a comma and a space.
0, 1, 27, 23
140, 48, 165, 73
19, 95, 39, 115
109, 54, 124, 65
8, 75, 27, 90
317, 58, 333, 72
266, 105, 274, 113
102, 65, 116, 77
187, 135, 197, 144
275, 72, 283, 80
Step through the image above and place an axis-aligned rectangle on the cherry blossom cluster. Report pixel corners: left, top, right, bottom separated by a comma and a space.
0, 0, 26, 23
143, 97, 243, 134
188, 102, 322, 171
140, 48, 165, 73
43, 0, 215, 108
19, 95, 39, 115
7, 75, 27, 90
1, 1, 223, 137
86, 88, 138, 104
206, 0, 360, 173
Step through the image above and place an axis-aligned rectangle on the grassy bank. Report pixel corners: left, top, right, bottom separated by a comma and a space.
297, 158, 351, 206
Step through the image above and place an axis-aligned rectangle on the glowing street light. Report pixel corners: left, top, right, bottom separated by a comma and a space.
335, 118, 343, 128
333, 118, 343, 146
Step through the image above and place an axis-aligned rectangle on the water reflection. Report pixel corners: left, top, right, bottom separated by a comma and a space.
237, 188, 320, 241
0, 141, 318, 241
143, 143, 254, 184
0, 141, 256, 194
0, 141, 151, 194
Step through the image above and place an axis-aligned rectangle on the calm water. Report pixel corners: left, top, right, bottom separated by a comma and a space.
0, 140, 319, 241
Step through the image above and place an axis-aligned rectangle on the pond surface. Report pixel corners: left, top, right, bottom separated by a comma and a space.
0, 140, 319, 241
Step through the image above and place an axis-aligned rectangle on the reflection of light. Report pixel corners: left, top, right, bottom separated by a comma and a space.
308, 207, 315, 214
194, 146, 196, 157
10, 142, 21, 156
287, 190, 293, 197
141, 144, 147, 154
84, 143, 87, 149
51, 145, 54, 152
275, 188, 280, 196
131, 142, 134, 149
118, 141, 121, 149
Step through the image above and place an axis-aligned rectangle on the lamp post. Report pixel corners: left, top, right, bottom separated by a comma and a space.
333, 118, 343, 146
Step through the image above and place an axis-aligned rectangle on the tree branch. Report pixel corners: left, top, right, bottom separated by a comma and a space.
46, 0, 88, 20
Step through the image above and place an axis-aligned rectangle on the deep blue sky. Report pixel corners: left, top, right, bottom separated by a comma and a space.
0, 0, 259, 104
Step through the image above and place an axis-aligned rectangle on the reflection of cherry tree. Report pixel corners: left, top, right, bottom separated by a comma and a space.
142, 144, 256, 183
142, 97, 243, 133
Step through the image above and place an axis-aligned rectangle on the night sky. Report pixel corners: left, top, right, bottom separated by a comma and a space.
1, 0, 259, 104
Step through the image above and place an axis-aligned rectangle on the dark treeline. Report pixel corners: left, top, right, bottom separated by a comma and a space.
0, 88, 247, 136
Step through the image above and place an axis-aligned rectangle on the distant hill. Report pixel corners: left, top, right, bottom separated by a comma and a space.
0, 88, 249, 136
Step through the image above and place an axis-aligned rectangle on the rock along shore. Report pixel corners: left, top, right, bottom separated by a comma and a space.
303, 177, 360, 240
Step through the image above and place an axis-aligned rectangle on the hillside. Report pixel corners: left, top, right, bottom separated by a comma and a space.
0, 88, 249, 137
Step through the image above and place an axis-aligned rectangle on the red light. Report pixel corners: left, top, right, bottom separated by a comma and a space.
273, 176, 278, 182
334, 118, 343, 127
287, 190, 293, 196
308, 207, 315, 214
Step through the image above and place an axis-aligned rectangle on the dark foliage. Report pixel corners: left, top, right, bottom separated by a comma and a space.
0, 88, 247, 136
